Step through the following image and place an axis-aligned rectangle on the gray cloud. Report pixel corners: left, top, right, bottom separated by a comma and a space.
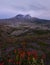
0, 0, 50, 19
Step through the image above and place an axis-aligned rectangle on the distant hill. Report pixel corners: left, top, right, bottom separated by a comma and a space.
0, 14, 50, 25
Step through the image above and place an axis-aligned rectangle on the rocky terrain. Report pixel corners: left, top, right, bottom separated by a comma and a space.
0, 14, 50, 65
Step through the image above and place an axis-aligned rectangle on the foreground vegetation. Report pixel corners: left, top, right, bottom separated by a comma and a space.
0, 25, 50, 65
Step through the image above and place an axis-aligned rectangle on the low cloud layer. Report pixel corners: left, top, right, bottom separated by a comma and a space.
0, 0, 50, 19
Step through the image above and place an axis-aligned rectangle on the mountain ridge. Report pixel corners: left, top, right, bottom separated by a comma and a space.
0, 14, 50, 25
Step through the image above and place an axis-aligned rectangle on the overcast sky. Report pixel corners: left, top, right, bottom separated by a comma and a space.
0, 0, 50, 19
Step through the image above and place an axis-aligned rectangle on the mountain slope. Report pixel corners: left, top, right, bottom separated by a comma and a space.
0, 14, 50, 25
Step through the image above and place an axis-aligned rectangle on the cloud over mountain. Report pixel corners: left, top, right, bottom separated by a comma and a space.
0, 0, 50, 19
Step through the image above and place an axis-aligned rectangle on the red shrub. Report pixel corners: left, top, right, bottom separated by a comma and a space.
27, 51, 32, 56
7, 59, 12, 63
32, 50, 38, 59
20, 51, 25, 58
41, 53, 46, 59
18, 48, 22, 54
16, 61, 21, 65
0, 62, 4, 65
28, 56, 30, 60
14, 49, 16, 54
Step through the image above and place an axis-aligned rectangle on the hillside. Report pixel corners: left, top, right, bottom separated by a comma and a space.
0, 15, 50, 65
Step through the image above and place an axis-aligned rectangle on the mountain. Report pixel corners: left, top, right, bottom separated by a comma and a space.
0, 14, 50, 65
0, 14, 50, 25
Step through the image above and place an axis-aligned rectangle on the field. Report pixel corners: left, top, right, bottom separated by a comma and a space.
0, 24, 50, 65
